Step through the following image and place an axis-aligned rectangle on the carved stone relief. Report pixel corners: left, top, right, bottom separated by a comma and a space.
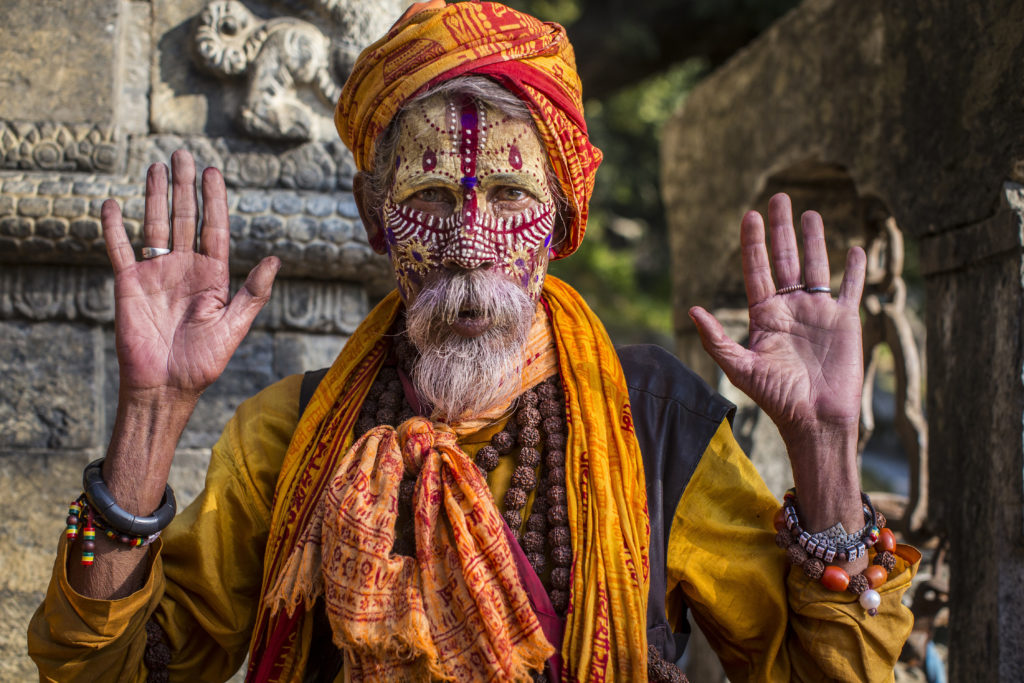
0, 263, 370, 334
194, 0, 342, 141
0, 121, 123, 174
128, 134, 356, 191
151, 0, 399, 141
0, 170, 391, 288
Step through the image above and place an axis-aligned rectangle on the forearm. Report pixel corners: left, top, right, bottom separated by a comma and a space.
670, 420, 918, 682
781, 422, 868, 574
67, 387, 198, 599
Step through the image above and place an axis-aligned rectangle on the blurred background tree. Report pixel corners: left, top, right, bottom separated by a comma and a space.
501, 0, 801, 344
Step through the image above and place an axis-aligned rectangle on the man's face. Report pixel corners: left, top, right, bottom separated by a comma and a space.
382, 94, 557, 326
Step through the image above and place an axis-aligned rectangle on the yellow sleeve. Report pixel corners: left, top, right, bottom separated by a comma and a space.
28, 374, 303, 681
665, 419, 920, 683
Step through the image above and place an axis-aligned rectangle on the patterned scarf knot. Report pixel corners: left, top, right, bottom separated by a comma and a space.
264, 416, 553, 682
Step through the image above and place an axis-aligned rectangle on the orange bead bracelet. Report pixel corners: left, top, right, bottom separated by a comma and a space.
775, 491, 899, 617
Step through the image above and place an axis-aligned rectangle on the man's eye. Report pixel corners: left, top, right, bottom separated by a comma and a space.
495, 187, 529, 202
414, 188, 448, 203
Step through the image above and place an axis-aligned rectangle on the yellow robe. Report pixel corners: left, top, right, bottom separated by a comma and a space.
29, 374, 918, 682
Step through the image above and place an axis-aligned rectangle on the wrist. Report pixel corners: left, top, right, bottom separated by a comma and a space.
104, 389, 197, 515
117, 383, 203, 410
781, 422, 863, 535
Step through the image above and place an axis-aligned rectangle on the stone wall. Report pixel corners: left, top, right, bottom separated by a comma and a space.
662, 0, 1024, 679
0, 0, 401, 678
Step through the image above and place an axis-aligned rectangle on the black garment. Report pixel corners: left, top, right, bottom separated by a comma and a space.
297, 343, 733, 667
618, 344, 733, 663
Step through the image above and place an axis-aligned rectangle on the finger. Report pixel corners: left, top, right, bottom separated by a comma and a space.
225, 256, 281, 336
800, 211, 830, 289
741, 210, 775, 304
143, 163, 169, 249
170, 149, 198, 252
101, 200, 136, 272
689, 306, 753, 384
768, 193, 801, 288
838, 246, 867, 308
200, 167, 230, 262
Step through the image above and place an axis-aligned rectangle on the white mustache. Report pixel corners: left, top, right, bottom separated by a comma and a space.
405, 270, 536, 420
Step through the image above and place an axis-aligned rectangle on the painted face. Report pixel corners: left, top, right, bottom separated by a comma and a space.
382, 94, 557, 303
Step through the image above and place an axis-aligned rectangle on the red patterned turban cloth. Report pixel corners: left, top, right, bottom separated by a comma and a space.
334, 0, 603, 259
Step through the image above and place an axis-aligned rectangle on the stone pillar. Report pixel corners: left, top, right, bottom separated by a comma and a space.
661, 0, 1024, 678
0, 0, 400, 677
920, 184, 1024, 682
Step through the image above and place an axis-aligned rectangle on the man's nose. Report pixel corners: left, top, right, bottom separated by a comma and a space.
440, 224, 498, 269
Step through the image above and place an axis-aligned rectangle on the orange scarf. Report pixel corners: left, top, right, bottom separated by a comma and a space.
246, 277, 649, 682
265, 418, 553, 682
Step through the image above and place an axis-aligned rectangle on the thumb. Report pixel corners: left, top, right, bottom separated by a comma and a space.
225, 256, 280, 335
689, 306, 752, 382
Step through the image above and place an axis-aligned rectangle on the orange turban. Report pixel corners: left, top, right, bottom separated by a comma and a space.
335, 0, 602, 259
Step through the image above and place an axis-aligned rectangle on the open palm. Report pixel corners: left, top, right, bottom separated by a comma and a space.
690, 194, 866, 447
102, 150, 279, 397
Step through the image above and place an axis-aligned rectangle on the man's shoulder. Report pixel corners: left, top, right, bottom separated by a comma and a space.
616, 344, 733, 425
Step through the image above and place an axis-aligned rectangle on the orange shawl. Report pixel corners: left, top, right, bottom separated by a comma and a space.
246, 277, 649, 682
335, 1, 602, 260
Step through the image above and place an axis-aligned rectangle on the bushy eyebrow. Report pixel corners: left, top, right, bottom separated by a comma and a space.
480, 172, 548, 199
392, 174, 460, 202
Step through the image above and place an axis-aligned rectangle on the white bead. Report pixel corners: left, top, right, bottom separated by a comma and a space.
859, 589, 881, 611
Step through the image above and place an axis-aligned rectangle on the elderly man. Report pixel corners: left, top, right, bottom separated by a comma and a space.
30, 2, 918, 681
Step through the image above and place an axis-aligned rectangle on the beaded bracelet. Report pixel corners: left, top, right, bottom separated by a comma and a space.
774, 492, 899, 616
66, 493, 163, 566
778, 489, 880, 562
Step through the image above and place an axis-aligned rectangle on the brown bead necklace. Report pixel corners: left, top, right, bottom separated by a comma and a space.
356, 339, 573, 616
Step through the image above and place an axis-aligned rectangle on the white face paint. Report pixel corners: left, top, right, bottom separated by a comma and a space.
383, 93, 557, 304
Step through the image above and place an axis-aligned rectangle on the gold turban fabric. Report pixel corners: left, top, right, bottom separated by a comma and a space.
334, 0, 603, 259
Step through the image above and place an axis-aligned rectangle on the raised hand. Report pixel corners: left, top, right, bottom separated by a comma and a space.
689, 193, 867, 535
690, 193, 865, 442
70, 151, 280, 598
102, 150, 280, 399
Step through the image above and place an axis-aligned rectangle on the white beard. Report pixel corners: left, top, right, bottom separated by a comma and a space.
405, 270, 536, 421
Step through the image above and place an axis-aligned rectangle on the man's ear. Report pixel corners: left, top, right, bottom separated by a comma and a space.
353, 172, 387, 255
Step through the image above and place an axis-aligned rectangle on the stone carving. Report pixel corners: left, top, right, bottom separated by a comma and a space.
0, 170, 389, 287
0, 120, 122, 174
0, 265, 115, 323
860, 210, 929, 537
250, 276, 367, 333
130, 135, 356, 191
0, 264, 369, 334
193, 0, 355, 141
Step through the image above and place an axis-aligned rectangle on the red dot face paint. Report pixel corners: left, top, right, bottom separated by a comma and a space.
509, 144, 523, 170
383, 94, 558, 303
422, 148, 436, 171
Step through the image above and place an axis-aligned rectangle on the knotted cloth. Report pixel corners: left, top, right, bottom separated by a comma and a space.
265, 418, 553, 681
246, 278, 649, 682
334, 1, 602, 259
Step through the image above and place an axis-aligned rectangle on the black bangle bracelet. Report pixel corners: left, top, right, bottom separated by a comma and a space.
82, 458, 177, 536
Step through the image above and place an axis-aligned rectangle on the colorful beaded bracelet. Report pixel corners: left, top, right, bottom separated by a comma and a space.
779, 489, 880, 563
774, 493, 899, 616
66, 493, 162, 566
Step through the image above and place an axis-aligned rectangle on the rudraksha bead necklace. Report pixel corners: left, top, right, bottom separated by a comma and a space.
348, 346, 686, 682
362, 341, 574, 617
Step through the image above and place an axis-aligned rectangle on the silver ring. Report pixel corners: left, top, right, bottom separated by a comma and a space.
776, 283, 804, 295
142, 247, 171, 259
804, 286, 832, 294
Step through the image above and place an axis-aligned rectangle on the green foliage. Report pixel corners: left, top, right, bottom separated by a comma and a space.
510, 0, 580, 24
550, 60, 706, 345
498, 0, 798, 344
